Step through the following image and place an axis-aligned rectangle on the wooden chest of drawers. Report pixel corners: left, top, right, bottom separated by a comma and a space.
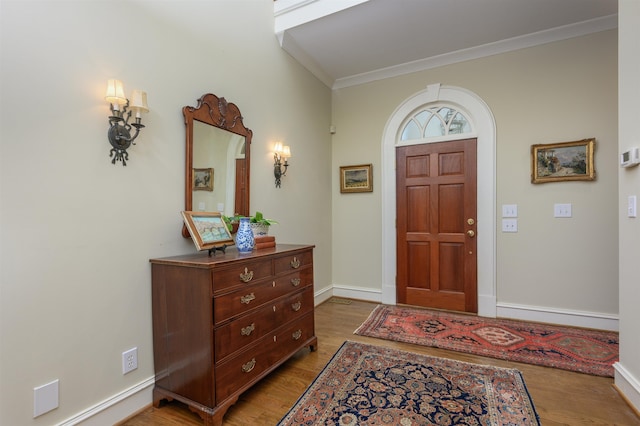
150, 244, 317, 426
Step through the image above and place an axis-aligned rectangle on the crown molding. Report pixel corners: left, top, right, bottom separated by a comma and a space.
332, 14, 618, 89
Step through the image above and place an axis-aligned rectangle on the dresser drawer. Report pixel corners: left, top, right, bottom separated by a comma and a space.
274, 250, 313, 275
212, 259, 272, 293
273, 287, 314, 325
215, 287, 314, 362
215, 336, 275, 403
278, 267, 313, 292
272, 311, 315, 360
214, 312, 315, 403
214, 276, 305, 324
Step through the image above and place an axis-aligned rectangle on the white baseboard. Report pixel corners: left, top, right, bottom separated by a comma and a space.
332, 284, 382, 303
319, 286, 619, 331
614, 362, 640, 414
478, 294, 497, 318
314, 285, 334, 305
57, 377, 154, 426
496, 302, 619, 331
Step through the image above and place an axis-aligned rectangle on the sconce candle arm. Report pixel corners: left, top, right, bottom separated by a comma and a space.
109, 100, 147, 138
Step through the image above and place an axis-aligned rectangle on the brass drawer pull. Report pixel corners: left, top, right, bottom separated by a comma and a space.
291, 278, 301, 287
242, 358, 256, 373
291, 301, 302, 312
241, 323, 255, 336
290, 257, 301, 269
239, 267, 254, 283
240, 293, 256, 304
292, 330, 302, 340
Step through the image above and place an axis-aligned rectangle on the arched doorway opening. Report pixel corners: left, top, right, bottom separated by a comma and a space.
381, 83, 497, 317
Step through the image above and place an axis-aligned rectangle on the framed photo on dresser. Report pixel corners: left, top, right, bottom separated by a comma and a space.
181, 211, 234, 250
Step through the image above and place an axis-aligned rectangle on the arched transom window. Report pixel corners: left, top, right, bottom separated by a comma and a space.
400, 106, 471, 141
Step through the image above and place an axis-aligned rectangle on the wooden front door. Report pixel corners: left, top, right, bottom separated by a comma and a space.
396, 138, 477, 313
234, 158, 247, 215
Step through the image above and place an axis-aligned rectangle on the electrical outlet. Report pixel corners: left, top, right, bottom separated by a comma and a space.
502, 218, 518, 232
122, 347, 138, 375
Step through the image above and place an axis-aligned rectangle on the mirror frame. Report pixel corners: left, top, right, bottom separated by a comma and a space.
182, 93, 252, 238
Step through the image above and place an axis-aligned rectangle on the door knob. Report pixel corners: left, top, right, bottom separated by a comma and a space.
467, 230, 475, 237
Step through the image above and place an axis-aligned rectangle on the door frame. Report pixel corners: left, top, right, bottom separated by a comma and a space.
381, 83, 497, 317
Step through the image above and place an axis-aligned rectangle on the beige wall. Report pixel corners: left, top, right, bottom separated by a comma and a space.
2, 1, 639, 424
617, 0, 640, 411
0, 1, 331, 424
332, 30, 619, 320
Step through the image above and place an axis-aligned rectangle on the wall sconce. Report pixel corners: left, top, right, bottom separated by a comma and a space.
273, 141, 291, 188
105, 79, 148, 166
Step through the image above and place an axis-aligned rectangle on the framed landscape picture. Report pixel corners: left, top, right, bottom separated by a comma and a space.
531, 138, 595, 184
340, 164, 373, 193
181, 211, 234, 251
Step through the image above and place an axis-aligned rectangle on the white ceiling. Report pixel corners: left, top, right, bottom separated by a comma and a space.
275, 0, 618, 89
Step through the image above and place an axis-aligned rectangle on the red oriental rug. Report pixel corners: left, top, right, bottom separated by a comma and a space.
277, 341, 540, 425
354, 305, 618, 377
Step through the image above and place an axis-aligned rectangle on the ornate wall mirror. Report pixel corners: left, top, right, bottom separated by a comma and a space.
182, 93, 252, 237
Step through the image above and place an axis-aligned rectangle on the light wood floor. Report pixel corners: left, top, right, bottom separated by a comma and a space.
121, 299, 640, 426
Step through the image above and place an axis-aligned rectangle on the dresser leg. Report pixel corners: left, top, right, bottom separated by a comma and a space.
152, 388, 173, 408
203, 412, 225, 426
309, 336, 318, 352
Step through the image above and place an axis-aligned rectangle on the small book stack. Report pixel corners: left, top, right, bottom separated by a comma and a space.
254, 235, 276, 250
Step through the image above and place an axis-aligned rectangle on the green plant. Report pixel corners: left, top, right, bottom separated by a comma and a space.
249, 211, 278, 226
222, 211, 277, 228
222, 214, 235, 229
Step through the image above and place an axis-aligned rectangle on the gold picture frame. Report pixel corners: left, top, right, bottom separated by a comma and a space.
193, 168, 214, 191
531, 138, 595, 184
340, 164, 373, 193
181, 211, 234, 251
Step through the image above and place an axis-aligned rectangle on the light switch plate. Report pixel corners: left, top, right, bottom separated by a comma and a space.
502, 204, 518, 217
628, 195, 637, 218
554, 203, 572, 218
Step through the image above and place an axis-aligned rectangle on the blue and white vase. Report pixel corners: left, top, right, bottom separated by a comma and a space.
235, 217, 255, 253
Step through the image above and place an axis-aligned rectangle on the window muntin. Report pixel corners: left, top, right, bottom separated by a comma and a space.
400, 106, 471, 140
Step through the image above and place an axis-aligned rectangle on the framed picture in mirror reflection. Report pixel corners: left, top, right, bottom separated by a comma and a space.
193, 168, 213, 191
